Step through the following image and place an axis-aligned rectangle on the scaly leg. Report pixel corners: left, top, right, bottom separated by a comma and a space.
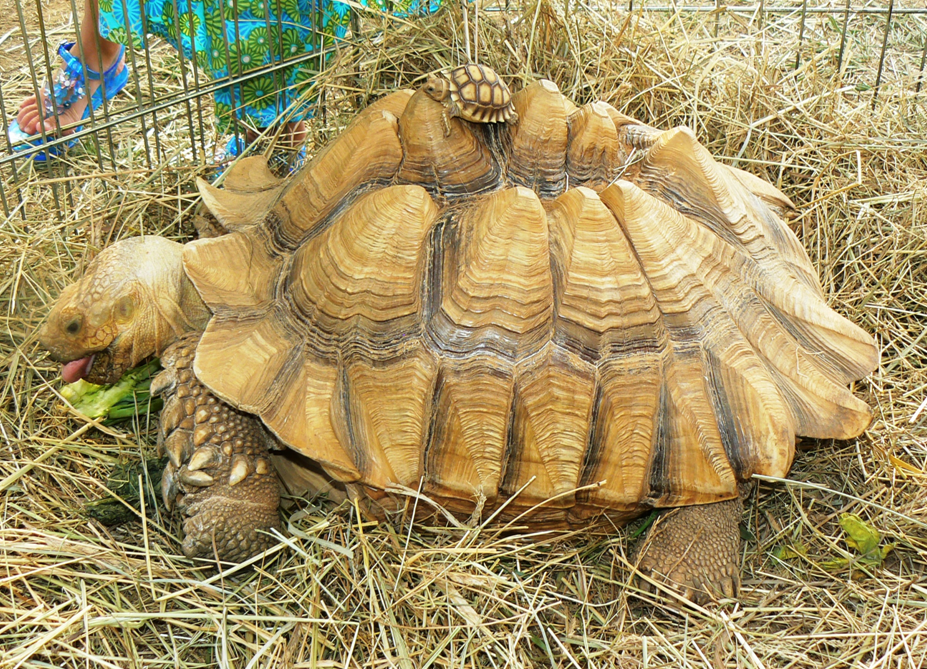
154, 333, 281, 562
633, 495, 744, 605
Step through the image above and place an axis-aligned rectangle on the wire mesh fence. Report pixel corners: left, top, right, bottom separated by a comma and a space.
0, 0, 925, 223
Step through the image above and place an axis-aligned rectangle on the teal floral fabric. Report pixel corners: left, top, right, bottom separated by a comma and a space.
98, 0, 443, 129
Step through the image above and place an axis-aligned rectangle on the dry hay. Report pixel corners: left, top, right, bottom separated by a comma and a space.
1, 1, 926, 667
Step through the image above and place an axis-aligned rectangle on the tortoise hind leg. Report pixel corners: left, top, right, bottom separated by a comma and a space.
632, 494, 744, 605
156, 334, 282, 562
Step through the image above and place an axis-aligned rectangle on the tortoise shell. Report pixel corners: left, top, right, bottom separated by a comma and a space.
186, 78, 876, 524
443, 63, 517, 124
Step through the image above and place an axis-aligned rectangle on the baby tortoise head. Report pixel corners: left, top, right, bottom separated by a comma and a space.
423, 75, 451, 103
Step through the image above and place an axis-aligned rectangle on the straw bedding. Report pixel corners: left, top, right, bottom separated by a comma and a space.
0, 1, 925, 666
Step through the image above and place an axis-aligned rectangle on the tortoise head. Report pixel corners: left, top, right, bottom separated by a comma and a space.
422, 75, 451, 103
39, 236, 210, 385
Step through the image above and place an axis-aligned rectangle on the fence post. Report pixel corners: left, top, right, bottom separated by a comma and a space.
872, 0, 895, 109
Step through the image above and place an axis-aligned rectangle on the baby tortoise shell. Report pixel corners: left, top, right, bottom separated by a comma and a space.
424, 63, 518, 125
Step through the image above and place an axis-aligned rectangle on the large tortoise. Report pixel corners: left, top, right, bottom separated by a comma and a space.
40, 66, 878, 602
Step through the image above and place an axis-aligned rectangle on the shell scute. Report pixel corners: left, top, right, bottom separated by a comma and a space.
184, 228, 281, 312
342, 344, 437, 489
492, 84, 505, 107
463, 63, 485, 83
567, 102, 622, 190
269, 109, 403, 250
508, 80, 570, 196
458, 80, 479, 103
478, 81, 495, 105
430, 186, 553, 359
285, 184, 437, 344
397, 89, 501, 195
504, 344, 596, 514
424, 354, 514, 514
577, 354, 662, 513
548, 187, 659, 359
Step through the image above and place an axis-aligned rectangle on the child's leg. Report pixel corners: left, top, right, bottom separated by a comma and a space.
15, 0, 126, 136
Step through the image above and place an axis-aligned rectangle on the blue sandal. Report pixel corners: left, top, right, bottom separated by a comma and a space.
7, 41, 129, 162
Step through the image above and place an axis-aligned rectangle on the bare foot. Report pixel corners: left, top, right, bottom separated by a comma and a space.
16, 42, 125, 137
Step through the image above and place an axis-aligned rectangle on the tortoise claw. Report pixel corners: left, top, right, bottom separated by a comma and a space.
150, 368, 176, 397
719, 575, 738, 599
229, 455, 251, 486
162, 462, 179, 511
180, 469, 214, 487
161, 430, 187, 469
187, 446, 220, 472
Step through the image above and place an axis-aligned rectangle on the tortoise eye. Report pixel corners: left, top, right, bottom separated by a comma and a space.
64, 315, 82, 336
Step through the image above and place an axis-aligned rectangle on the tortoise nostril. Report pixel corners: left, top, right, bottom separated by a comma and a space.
65, 316, 82, 336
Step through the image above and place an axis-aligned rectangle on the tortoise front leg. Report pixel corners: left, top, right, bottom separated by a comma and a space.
154, 333, 281, 562
441, 99, 464, 137
632, 494, 744, 605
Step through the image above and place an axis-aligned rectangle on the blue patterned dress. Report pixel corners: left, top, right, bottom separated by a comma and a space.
97, 0, 442, 130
